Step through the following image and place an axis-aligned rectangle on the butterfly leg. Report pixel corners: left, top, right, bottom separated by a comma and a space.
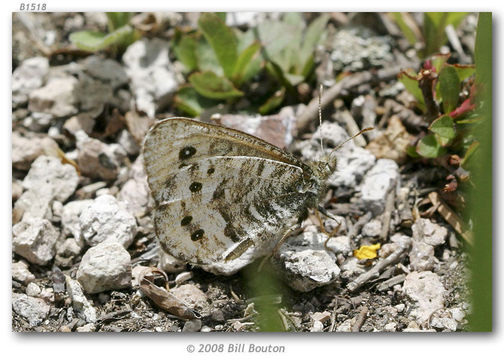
257, 225, 301, 272
315, 207, 343, 251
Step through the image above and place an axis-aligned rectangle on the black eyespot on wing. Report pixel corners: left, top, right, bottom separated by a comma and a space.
179, 146, 196, 160
181, 216, 192, 226
189, 182, 202, 192
207, 167, 215, 175
191, 229, 204, 241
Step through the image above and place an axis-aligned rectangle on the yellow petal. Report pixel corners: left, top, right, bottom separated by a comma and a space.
353, 244, 381, 260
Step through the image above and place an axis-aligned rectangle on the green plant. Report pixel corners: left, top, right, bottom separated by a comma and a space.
172, 12, 262, 116
69, 12, 139, 54
256, 13, 329, 113
390, 12, 468, 58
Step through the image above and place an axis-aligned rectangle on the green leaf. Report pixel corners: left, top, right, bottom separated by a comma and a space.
106, 12, 131, 31
461, 141, 480, 167
390, 12, 419, 45
232, 41, 261, 86
69, 25, 134, 52
431, 53, 450, 73
173, 35, 198, 72
439, 66, 460, 113
174, 86, 218, 117
430, 115, 455, 146
259, 88, 286, 115
452, 64, 476, 81
215, 12, 226, 22
416, 134, 446, 158
422, 12, 468, 57
300, 14, 329, 68
198, 13, 238, 78
189, 71, 244, 99
398, 70, 426, 112
195, 38, 223, 75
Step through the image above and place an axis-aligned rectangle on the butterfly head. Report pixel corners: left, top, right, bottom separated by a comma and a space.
312, 152, 338, 182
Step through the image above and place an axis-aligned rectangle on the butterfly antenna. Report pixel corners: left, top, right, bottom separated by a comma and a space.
329, 127, 374, 157
318, 84, 324, 153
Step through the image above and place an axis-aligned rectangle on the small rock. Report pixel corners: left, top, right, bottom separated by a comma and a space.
123, 38, 181, 117
201, 326, 212, 332
12, 180, 23, 201
22, 155, 80, 203
310, 320, 324, 332
336, 318, 353, 332
361, 219, 382, 237
339, 257, 365, 279
450, 307, 465, 322
28, 76, 78, 117
117, 156, 150, 217
63, 113, 96, 135
76, 131, 127, 180
12, 293, 50, 327
325, 236, 351, 254
12, 57, 49, 107
384, 322, 397, 332
158, 251, 186, 273
217, 106, 298, 149
12, 261, 35, 284
82, 55, 128, 89
76, 323, 97, 332
61, 200, 93, 240
65, 276, 97, 323
403, 271, 446, 324
311, 311, 331, 323
12, 132, 45, 171
21, 112, 53, 132
75, 181, 107, 199
431, 316, 457, 331
211, 309, 225, 322
394, 303, 405, 313
13, 189, 53, 223
12, 217, 59, 265
26, 282, 41, 297
170, 284, 210, 317
273, 231, 340, 292
117, 129, 140, 155
131, 265, 150, 287
360, 159, 399, 216
77, 241, 132, 294
409, 240, 436, 271
379, 243, 399, 258
55, 237, 84, 268
412, 218, 448, 246
79, 194, 138, 248
182, 319, 202, 332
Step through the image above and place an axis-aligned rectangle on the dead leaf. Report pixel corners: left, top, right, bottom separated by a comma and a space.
366, 115, 414, 164
139, 267, 200, 320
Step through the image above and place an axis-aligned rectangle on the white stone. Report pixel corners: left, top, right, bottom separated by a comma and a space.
77, 241, 132, 294
12, 132, 46, 171
25, 282, 41, 297
65, 276, 97, 322
360, 159, 399, 215
158, 251, 187, 273
403, 271, 446, 324
22, 155, 79, 203
12, 218, 59, 265
12, 57, 49, 106
79, 195, 137, 248
362, 219, 382, 237
29, 76, 78, 117
123, 38, 180, 117
12, 293, 50, 327
412, 218, 448, 246
61, 200, 93, 240
12, 261, 35, 284
325, 236, 352, 254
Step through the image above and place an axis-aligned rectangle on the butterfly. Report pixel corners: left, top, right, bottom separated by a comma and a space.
143, 117, 366, 271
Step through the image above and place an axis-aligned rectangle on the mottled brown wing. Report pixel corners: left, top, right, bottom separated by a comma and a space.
143, 117, 304, 205
142, 118, 310, 264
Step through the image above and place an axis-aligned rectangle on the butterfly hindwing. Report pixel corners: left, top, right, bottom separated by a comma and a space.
152, 156, 309, 264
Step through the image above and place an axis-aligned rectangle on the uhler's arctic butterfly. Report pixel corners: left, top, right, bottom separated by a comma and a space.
143, 117, 368, 271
